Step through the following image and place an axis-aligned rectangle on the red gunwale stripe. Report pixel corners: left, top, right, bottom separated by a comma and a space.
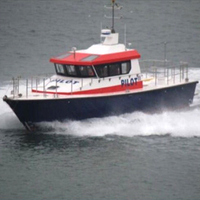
32, 81, 143, 95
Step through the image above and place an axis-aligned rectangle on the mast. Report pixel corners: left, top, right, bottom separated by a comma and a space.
104, 0, 122, 33
111, 0, 115, 33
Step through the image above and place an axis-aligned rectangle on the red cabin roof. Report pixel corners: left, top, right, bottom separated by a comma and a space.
50, 50, 141, 66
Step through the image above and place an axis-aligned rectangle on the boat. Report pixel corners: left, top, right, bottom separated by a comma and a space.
3, 0, 199, 131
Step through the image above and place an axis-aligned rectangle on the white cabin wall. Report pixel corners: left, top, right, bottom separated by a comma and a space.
130, 59, 141, 74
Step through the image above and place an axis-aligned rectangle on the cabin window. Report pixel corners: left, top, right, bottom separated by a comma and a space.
66, 65, 77, 76
78, 66, 95, 77
109, 63, 121, 76
94, 65, 108, 77
55, 64, 65, 75
94, 61, 131, 77
121, 62, 131, 74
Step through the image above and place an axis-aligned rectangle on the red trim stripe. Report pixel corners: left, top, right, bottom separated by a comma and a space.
32, 81, 143, 96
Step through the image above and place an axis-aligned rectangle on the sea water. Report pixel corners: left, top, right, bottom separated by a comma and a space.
1, 0, 200, 199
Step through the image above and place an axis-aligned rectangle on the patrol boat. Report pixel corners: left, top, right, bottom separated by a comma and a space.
3, 0, 198, 131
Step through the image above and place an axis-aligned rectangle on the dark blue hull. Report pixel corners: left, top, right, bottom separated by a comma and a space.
3, 81, 198, 130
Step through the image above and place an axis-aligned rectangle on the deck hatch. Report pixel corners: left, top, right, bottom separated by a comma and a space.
56, 53, 71, 59
81, 55, 99, 61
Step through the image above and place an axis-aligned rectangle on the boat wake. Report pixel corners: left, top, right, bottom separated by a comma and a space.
35, 108, 200, 137
1, 70, 200, 137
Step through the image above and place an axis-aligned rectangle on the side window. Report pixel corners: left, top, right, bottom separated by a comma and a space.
101, 65, 108, 77
95, 65, 108, 77
79, 66, 88, 76
109, 63, 120, 76
94, 61, 131, 77
66, 65, 77, 76
121, 61, 131, 74
78, 66, 95, 77
86, 66, 95, 77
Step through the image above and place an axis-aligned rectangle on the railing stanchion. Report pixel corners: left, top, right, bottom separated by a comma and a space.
55, 80, 58, 98
81, 78, 83, 88
26, 79, 28, 98
182, 64, 184, 80
71, 81, 73, 95
43, 78, 45, 97
155, 67, 157, 86
173, 66, 175, 84
36, 78, 38, 91
167, 66, 169, 85
31, 77, 33, 90
18, 77, 20, 95
12, 78, 14, 98
186, 64, 188, 81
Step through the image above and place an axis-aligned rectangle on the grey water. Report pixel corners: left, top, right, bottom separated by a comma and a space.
1, 0, 200, 199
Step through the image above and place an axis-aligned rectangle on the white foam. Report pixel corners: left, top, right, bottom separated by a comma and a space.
0, 83, 13, 114
39, 108, 200, 137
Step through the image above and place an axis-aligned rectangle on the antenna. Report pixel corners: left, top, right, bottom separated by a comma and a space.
72, 47, 77, 59
164, 42, 167, 61
112, 0, 115, 33
104, 0, 122, 33
100, 22, 102, 43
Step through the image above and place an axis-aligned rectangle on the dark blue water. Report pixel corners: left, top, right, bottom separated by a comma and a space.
1, 0, 200, 199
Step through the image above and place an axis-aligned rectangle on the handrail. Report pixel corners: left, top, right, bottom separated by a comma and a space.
140, 59, 189, 86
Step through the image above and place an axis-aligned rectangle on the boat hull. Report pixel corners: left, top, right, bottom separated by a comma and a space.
3, 81, 198, 130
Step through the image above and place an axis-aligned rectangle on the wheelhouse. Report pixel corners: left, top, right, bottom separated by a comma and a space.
51, 49, 140, 78
54, 60, 131, 78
